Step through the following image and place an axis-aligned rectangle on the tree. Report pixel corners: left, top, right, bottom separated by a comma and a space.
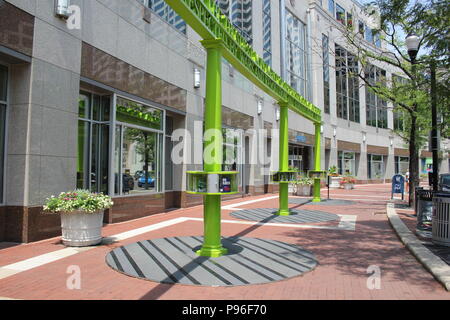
340, 0, 449, 205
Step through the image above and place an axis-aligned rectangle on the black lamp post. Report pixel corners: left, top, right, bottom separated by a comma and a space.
405, 32, 439, 191
405, 32, 420, 204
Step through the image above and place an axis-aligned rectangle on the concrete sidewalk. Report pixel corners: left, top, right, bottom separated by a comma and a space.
0, 184, 449, 300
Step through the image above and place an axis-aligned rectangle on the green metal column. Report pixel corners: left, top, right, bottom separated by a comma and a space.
196, 39, 228, 258
277, 102, 291, 216
313, 123, 322, 202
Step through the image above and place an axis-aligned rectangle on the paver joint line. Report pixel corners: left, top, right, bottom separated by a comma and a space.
387, 203, 450, 291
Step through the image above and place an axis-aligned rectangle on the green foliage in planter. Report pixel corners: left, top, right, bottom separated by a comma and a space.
44, 190, 114, 214
294, 177, 314, 186
328, 166, 339, 177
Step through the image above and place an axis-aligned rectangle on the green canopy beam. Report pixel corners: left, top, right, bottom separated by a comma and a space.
165, 0, 322, 124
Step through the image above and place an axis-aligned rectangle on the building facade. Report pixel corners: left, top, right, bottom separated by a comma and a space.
0, 0, 448, 242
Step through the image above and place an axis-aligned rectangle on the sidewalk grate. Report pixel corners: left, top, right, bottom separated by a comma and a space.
105, 236, 317, 287
230, 208, 339, 224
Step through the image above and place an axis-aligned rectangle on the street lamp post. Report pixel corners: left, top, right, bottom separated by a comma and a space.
405, 32, 420, 205
405, 32, 439, 192
430, 61, 439, 191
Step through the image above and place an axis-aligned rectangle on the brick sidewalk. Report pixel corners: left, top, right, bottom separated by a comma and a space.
0, 184, 449, 300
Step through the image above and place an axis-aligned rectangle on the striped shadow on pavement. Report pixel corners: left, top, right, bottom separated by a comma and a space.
289, 198, 356, 206
230, 208, 339, 224
105, 236, 317, 286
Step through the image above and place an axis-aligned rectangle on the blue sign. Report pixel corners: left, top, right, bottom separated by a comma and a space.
391, 174, 405, 200
296, 135, 307, 143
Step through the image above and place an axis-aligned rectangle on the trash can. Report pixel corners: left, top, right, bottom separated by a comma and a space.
414, 186, 424, 216
416, 189, 433, 238
432, 192, 450, 246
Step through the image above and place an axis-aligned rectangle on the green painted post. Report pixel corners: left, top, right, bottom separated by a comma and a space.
196, 39, 228, 258
277, 102, 291, 216
313, 123, 322, 202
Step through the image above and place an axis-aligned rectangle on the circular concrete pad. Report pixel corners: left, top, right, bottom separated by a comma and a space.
289, 198, 356, 206
230, 208, 339, 224
106, 236, 317, 287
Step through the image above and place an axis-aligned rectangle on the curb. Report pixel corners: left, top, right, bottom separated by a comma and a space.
386, 203, 450, 291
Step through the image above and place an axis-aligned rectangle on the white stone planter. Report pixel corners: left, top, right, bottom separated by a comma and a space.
296, 185, 312, 196
60, 210, 104, 247
329, 176, 342, 189
343, 183, 354, 190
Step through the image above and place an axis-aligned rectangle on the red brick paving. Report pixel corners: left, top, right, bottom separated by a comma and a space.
0, 184, 449, 300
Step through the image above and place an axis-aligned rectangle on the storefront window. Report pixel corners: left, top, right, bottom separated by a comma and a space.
395, 156, 409, 175
368, 154, 384, 179
165, 115, 174, 191
289, 145, 310, 174
77, 92, 110, 194
114, 97, 164, 195
338, 151, 356, 176
222, 127, 243, 188
0, 65, 7, 203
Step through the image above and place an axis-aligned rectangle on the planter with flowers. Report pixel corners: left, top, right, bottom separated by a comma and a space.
340, 176, 356, 190
44, 190, 114, 247
294, 177, 314, 196
328, 166, 342, 189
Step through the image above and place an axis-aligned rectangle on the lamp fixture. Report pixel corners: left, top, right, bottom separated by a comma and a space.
257, 99, 263, 115
54, 0, 70, 19
229, 64, 234, 78
276, 108, 280, 121
333, 127, 337, 137
405, 32, 420, 63
194, 68, 201, 88
362, 132, 366, 143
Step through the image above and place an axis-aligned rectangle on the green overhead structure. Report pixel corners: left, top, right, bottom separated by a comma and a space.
172, 0, 323, 257
276, 102, 292, 216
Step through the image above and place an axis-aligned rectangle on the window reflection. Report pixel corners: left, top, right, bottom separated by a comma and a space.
114, 97, 163, 195
286, 10, 308, 99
